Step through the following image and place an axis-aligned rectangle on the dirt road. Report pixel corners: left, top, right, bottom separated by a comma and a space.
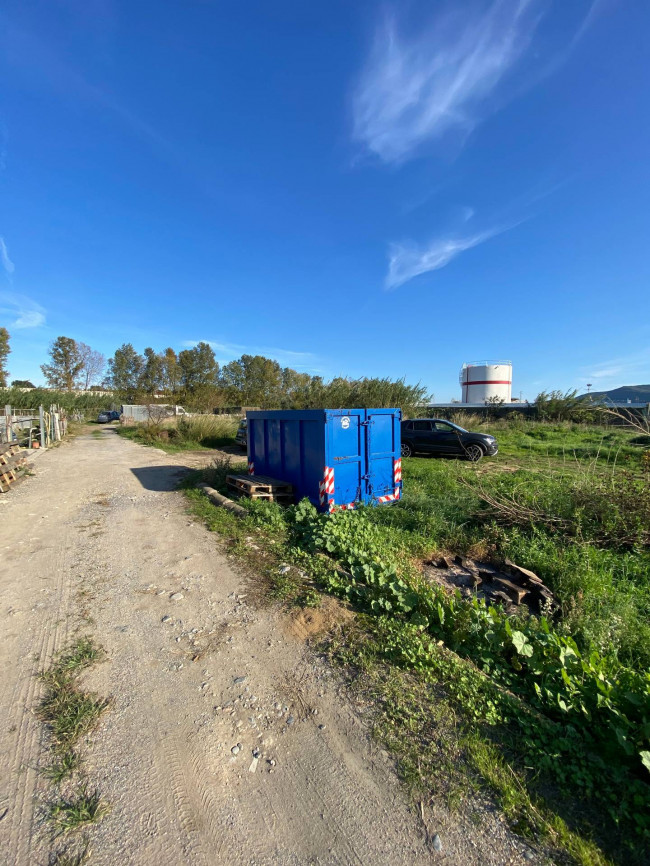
0, 428, 535, 865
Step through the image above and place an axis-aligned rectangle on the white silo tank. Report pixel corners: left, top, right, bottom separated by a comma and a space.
460, 361, 512, 403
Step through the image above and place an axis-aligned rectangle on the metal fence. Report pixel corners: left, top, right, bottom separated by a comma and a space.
1, 404, 68, 449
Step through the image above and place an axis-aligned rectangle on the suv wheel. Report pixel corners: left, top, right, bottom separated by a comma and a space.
464, 443, 484, 462
401, 442, 414, 458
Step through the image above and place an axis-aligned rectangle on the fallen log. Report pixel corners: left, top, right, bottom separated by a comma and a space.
197, 482, 248, 518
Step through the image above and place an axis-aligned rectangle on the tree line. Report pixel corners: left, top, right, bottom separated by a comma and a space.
0, 333, 429, 415
106, 340, 429, 413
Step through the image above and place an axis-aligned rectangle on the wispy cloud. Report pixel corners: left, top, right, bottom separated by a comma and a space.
0, 237, 15, 275
0, 239, 45, 326
0, 292, 46, 329
386, 224, 511, 290
579, 347, 650, 388
590, 367, 624, 380
352, 1, 543, 164
181, 340, 316, 366
2, 14, 179, 169
571, 0, 608, 46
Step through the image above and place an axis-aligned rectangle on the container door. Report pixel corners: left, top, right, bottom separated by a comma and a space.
329, 410, 365, 508
366, 410, 400, 501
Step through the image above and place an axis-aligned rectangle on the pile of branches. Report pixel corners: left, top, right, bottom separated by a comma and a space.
465, 472, 650, 550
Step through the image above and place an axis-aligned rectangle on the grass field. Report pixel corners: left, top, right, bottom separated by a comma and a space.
372, 421, 650, 669
182, 418, 650, 865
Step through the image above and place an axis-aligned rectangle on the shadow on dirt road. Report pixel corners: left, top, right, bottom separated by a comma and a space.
130, 465, 191, 491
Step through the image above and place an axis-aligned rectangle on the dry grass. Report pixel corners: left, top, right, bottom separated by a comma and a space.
117, 415, 238, 451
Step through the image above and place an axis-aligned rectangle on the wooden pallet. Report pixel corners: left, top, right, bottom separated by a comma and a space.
245, 491, 294, 503
1, 450, 25, 468
226, 473, 294, 503
0, 443, 28, 492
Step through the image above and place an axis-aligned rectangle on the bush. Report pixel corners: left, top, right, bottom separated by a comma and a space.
534, 390, 592, 423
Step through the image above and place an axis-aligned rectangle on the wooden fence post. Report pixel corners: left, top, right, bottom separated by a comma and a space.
39, 406, 46, 450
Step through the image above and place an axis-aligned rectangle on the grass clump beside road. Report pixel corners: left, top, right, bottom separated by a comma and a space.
116, 415, 238, 452
182, 420, 650, 866
47, 788, 108, 836
42, 750, 81, 785
39, 638, 108, 754
37, 636, 110, 842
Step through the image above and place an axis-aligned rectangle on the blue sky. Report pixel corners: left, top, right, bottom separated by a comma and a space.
0, 0, 648, 401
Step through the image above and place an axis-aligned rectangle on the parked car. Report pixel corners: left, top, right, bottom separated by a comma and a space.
400, 418, 498, 461
235, 418, 247, 450
97, 410, 121, 423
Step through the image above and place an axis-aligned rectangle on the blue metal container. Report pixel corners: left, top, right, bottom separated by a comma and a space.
246, 409, 402, 512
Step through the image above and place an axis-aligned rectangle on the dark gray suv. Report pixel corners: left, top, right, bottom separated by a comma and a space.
401, 419, 498, 461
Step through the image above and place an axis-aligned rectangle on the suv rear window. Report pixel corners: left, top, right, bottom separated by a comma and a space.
413, 421, 432, 431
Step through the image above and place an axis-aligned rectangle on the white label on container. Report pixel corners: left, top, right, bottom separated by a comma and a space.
341, 417, 350, 429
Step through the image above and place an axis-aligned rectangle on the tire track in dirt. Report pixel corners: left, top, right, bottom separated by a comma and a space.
1, 495, 75, 864
1, 441, 119, 866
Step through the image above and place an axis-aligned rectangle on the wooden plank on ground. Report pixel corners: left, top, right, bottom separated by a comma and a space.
493, 577, 529, 605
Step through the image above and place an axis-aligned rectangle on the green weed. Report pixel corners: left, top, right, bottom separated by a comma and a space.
38, 638, 110, 842
42, 750, 81, 783
38, 638, 109, 751
50, 637, 104, 674
38, 684, 109, 750
47, 788, 109, 835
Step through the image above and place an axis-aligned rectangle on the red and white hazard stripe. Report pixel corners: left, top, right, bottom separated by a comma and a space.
376, 458, 403, 502
248, 460, 254, 476
329, 500, 356, 512
325, 460, 402, 511
320, 466, 335, 506
377, 487, 401, 504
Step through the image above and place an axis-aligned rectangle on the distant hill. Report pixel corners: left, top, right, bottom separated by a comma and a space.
582, 384, 650, 403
